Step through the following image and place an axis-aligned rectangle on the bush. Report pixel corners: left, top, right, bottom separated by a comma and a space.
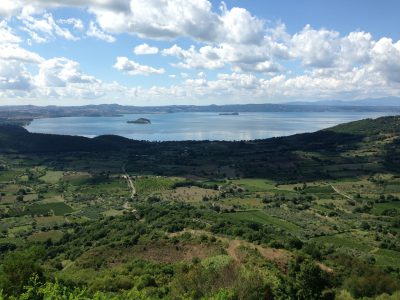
0, 248, 44, 296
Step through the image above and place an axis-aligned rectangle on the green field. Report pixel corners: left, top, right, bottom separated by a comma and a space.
374, 249, 400, 268
28, 230, 64, 242
134, 176, 179, 193
63, 172, 92, 185
371, 201, 400, 215
0, 170, 23, 182
226, 210, 302, 232
25, 202, 74, 216
40, 171, 64, 184
312, 233, 373, 252
231, 179, 276, 192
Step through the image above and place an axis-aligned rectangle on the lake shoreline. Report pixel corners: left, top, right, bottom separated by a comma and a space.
26, 111, 394, 142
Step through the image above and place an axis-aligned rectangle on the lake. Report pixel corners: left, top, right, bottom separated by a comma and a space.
26, 111, 391, 141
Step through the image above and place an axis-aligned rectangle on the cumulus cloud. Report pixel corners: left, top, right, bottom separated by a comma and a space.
0, 60, 33, 90
0, 44, 44, 64
20, 12, 79, 43
291, 25, 340, 68
162, 44, 224, 69
113, 57, 165, 76
290, 26, 376, 73
340, 31, 373, 67
233, 61, 282, 73
219, 5, 264, 45
0, 21, 43, 92
133, 43, 159, 55
0, 0, 23, 18
0, 21, 44, 64
371, 38, 400, 83
35, 57, 99, 87
16, 0, 264, 46
0, 0, 399, 104
87, 21, 116, 42
162, 42, 281, 73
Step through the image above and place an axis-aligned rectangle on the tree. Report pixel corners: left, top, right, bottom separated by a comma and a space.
288, 259, 329, 300
0, 248, 44, 297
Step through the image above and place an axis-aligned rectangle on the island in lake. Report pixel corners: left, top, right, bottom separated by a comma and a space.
127, 118, 151, 124
219, 112, 239, 115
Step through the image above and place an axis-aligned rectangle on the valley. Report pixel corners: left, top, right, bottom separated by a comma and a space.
0, 116, 400, 299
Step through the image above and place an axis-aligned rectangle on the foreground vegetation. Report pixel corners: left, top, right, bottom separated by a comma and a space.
1, 116, 400, 299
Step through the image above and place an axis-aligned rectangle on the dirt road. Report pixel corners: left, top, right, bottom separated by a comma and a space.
122, 166, 136, 199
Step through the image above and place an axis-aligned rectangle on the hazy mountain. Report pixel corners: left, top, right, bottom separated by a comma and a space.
284, 97, 400, 106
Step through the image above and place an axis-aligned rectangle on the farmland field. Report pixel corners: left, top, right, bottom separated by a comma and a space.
25, 202, 74, 216
40, 171, 64, 184
226, 210, 302, 232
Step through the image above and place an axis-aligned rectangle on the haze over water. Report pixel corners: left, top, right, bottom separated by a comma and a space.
27, 112, 390, 141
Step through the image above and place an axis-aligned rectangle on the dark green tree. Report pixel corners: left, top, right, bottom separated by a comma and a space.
0, 247, 44, 297
288, 259, 329, 300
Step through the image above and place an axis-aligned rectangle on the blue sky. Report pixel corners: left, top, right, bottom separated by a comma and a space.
229, 0, 400, 38
0, 0, 399, 106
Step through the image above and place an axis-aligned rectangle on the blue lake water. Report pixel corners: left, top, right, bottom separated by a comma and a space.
26, 112, 392, 141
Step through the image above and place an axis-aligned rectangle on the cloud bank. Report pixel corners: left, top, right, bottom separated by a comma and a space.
0, 0, 399, 105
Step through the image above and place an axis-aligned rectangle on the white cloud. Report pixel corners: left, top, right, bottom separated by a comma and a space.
0, 0, 23, 18
233, 60, 281, 73
88, 0, 265, 46
0, 21, 21, 43
0, 44, 44, 63
371, 38, 400, 83
59, 18, 84, 31
162, 42, 281, 73
87, 21, 116, 43
290, 26, 376, 72
0, 21, 44, 67
113, 57, 165, 76
340, 31, 373, 67
121, 0, 220, 40
0, 60, 33, 90
35, 57, 99, 87
162, 44, 225, 69
219, 6, 264, 44
133, 43, 159, 55
291, 25, 340, 68
20, 12, 79, 43
5, 0, 265, 45
0, 0, 399, 104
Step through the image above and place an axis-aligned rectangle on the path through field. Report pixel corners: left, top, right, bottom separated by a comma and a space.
330, 184, 352, 200
122, 166, 136, 199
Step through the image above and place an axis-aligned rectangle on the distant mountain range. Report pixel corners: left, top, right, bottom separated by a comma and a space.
284, 97, 400, 106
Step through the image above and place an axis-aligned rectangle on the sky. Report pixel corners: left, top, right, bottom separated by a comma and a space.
0, 0, 400, 106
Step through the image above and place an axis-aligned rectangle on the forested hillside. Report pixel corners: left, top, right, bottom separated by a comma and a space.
1, 116, 400, 299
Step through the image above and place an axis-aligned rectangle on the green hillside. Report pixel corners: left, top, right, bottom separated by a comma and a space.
0, 116, 400, 299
